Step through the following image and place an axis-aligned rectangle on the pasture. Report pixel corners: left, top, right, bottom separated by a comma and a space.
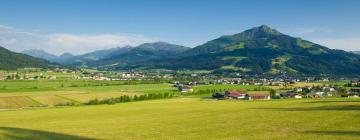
0, 80, 178, 109
0, 98, 359, 139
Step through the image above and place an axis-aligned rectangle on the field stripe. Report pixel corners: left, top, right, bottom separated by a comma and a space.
25, 96, 46, 107
55, 95, 81, 104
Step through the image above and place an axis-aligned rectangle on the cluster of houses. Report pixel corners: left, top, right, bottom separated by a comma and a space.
0, 72, 57, 80
348, 88, 360, 98
213, 90, 271, 100
347, 79, 360, 87
280, 85, 339, 98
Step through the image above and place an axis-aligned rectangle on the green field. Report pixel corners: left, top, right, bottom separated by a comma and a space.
0, 98, 359, 139
0, 80, 177, 109
0, 80, 359, 139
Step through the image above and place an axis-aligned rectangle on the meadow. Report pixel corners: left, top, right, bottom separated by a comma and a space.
0, 80, 177, 109
0, 80, 359, 139
0, 97, 359, 140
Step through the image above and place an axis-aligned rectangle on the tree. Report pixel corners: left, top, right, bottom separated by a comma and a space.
270, 89, 277, 97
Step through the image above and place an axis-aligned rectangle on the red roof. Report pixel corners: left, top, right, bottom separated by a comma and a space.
248, 93, 270, 97
225, 90, 246, 95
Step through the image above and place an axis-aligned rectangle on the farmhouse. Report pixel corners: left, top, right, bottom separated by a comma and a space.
225, 90, 247, 99
306, 92, 321, 98
280, 92, 303, 99
348, 88, 360, 98
178, 85, 194, 93
214, 90, 271, 100
247, 93, 271, 100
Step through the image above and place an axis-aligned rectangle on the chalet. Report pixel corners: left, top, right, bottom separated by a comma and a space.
247, 93, 271, 100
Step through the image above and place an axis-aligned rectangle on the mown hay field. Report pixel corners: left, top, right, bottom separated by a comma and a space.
0, 98, 359, 140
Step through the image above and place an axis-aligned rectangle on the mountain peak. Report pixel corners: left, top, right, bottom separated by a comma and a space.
246, 25, 282, 35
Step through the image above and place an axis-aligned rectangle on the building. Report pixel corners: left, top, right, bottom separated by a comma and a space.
306, 92, 321, 98
247, 93, 271, 100
280, 92, 302, 99
178, 86, 194, 93
225, 90, 247, 99
222, 90, 270, 100
348, 88, 360, 98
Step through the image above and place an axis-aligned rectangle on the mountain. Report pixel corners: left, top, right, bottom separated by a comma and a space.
0, 46, 55, 70
109, 25, 360, 76
64, 46, 134, 66
352, 51, 360, 55
90, 42, 190, 68
21, 49, 58, 61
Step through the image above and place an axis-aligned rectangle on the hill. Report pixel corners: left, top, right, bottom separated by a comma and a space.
21, 49, 58, 61
0, 46, 54, 70
111, 25, 360, 75
352, 51, 360, 55
90, 42, 190, 68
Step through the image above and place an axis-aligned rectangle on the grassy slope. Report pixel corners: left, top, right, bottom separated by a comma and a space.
0, 98, 359, 140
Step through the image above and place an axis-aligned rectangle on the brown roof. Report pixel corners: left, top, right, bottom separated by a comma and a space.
225, 90, 246, 95
248, 93, 270, 97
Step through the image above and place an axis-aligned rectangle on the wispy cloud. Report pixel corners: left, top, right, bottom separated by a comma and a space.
312, 37, 360, 51
0, 25, 154, 55
280, 27, 333, 36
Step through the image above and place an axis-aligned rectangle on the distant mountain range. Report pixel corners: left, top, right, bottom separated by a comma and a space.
104, 25, 360, 76
21, 42, 190, 67
352, 51, 360, 55
16, 25, 360, 76
0, 47, 56, 70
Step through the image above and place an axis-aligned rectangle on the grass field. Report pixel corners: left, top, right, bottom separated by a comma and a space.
0, 80, 177, 109
0, 97, 359, 139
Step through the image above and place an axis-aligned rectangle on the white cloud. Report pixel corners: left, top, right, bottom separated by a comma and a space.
312, 37, 360, 51
0, 25, 154, 55
280, 27, 333, 36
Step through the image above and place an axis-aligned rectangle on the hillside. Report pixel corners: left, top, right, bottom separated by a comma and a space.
111, 25, 360, 75
90, 42, 190, 68
0, 47, 54, 70
352, 51, 360, 55
21, 49, 58, 61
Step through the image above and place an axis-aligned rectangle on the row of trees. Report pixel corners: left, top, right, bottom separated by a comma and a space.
85, 93, 176, 105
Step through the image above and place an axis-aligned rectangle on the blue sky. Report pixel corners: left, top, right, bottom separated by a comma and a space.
0, 0, 359, 54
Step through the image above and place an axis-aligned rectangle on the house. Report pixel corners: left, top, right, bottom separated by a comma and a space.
280, 92, 303, 99
225, 90, 247, 99
348, 88, 360, 98
294, 95, 303, 99
247, 93, 271, 100
280, 92, 297, 98
178, 86, 193, 93
306, 92, 321, 98
0, 76, 6, 80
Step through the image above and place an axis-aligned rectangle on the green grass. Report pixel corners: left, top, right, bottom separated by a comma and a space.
0, 80, 177, 108
0, 98, 359, 139
0, 96, 43, 109
194, 84, 269, 91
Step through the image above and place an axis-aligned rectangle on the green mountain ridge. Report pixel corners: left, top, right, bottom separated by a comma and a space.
107, 25, 360, 76
0, 47, 55, 70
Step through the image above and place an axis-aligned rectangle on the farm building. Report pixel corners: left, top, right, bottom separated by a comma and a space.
280, 92, 303, 99
247, 93, 271, 100
348, 88, 360, 98
306, 93, 321, 98
225, 90, 247, 99
178, 85, 194, 93
215, 90, 271, 100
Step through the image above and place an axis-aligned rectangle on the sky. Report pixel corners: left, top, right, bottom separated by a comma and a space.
0, 0, 359, 55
